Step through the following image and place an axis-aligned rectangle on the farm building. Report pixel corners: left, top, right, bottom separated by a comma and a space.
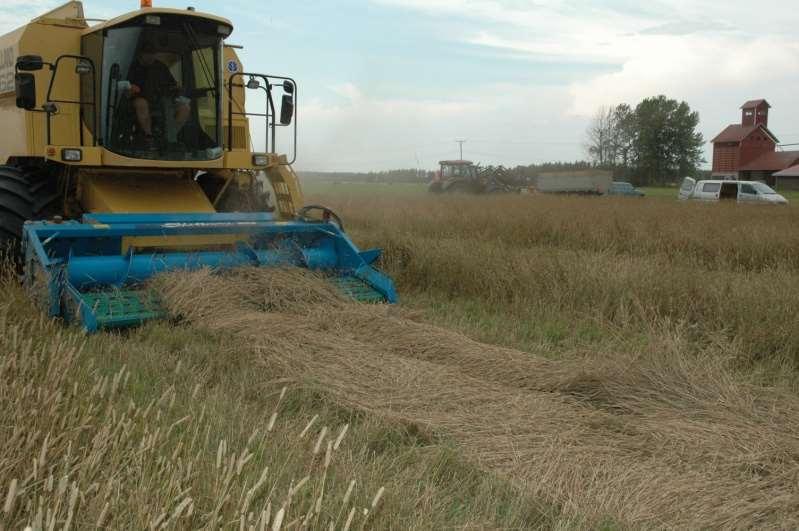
711, 99, 799, 188
775, 164, 799, 179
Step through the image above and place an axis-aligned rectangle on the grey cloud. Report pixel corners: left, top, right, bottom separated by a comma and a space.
639, 20, 734, 36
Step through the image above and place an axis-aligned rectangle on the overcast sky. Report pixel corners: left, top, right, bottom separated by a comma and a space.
2, 0, 798, 171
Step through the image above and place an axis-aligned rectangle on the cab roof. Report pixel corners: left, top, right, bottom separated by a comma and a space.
83, 7, 233, 36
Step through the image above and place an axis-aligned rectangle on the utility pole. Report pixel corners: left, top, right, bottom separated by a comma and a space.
456, 139, 466, 160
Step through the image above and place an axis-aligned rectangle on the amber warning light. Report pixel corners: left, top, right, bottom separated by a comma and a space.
141, 0, 153, 7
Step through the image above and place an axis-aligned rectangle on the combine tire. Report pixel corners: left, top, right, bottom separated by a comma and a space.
445, 180, 481, 194
0, 164, 59, 263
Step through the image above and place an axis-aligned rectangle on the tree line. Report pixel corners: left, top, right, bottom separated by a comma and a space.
300, 162, 596, 186
584, 95, 705, 186
299, 169, 430, 184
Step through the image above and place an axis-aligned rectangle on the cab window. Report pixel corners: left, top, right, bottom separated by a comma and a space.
192, 47, 218, 144
80, 31, 103, 138
702, 183, 720, 193
99, 16, 223, 161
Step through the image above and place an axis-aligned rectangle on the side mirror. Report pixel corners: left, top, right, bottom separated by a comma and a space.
280, 93, 294, 125
15, 73, 36, 110
282, 80, 294, 94
16, 55, 44, 72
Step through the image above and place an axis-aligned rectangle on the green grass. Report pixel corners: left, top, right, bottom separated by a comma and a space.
780, 189, 799, 201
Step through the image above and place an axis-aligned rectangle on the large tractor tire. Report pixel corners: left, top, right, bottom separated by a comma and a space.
444, 179, 482, 194
483, 183, 505, 194
0, 164, 60, 263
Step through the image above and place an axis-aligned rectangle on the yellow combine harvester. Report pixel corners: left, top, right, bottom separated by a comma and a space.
0, 1, 396, 332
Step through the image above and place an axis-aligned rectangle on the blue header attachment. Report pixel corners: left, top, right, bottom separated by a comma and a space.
22, 212, 397, 332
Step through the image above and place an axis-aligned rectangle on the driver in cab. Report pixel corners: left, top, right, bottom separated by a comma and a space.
127, 41, 190, 147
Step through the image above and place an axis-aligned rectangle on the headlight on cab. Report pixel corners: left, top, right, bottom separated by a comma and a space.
62, 149, 82, 162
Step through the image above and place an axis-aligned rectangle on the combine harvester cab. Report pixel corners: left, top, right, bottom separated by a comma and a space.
2, 1, 396, 332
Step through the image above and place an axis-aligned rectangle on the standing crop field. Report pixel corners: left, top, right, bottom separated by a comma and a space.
4, 189, 799, 529
313, 189, 799, 366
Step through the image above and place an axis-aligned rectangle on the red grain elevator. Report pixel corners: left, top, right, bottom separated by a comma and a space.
711, 100, 799, 187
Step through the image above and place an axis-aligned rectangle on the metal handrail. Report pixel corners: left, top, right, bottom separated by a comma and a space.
226, 72, 297, 165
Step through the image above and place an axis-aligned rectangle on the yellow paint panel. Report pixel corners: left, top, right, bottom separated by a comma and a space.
81, 173, 214, 213
0, 20, 85, 161
223, 47, 251, 152
122, 234, 240, 253
266, 160, 304, 219
33, 2, 85, 24
222, 150, 276, 169
101, 150, 225, 169
81, 172, 245, 252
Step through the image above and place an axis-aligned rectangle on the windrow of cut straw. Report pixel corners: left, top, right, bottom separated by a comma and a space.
155, 267, 799, 530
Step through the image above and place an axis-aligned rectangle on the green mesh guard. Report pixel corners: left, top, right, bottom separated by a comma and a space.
331, 276, 388, 303
78, 290, 166, 329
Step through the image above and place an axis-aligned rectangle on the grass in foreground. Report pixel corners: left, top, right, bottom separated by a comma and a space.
0, 271, 554, 530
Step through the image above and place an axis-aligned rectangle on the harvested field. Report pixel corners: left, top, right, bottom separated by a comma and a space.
0, 268, 547, 530
155, 267, 799, 529
6, 191, 799, 529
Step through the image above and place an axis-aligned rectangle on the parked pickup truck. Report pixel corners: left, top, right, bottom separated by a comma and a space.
678, 178, 788, 205
535, 171, 612, 195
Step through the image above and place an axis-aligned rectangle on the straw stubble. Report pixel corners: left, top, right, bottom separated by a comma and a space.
155, 267, 799, 529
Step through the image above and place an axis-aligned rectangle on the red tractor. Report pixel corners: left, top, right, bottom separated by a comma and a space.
429, 160, 516, 194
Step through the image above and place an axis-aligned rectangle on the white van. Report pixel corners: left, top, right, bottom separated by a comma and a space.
678, 178, 788, 205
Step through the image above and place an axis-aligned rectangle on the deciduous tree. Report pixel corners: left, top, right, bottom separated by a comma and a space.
585, 96, 704, 185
